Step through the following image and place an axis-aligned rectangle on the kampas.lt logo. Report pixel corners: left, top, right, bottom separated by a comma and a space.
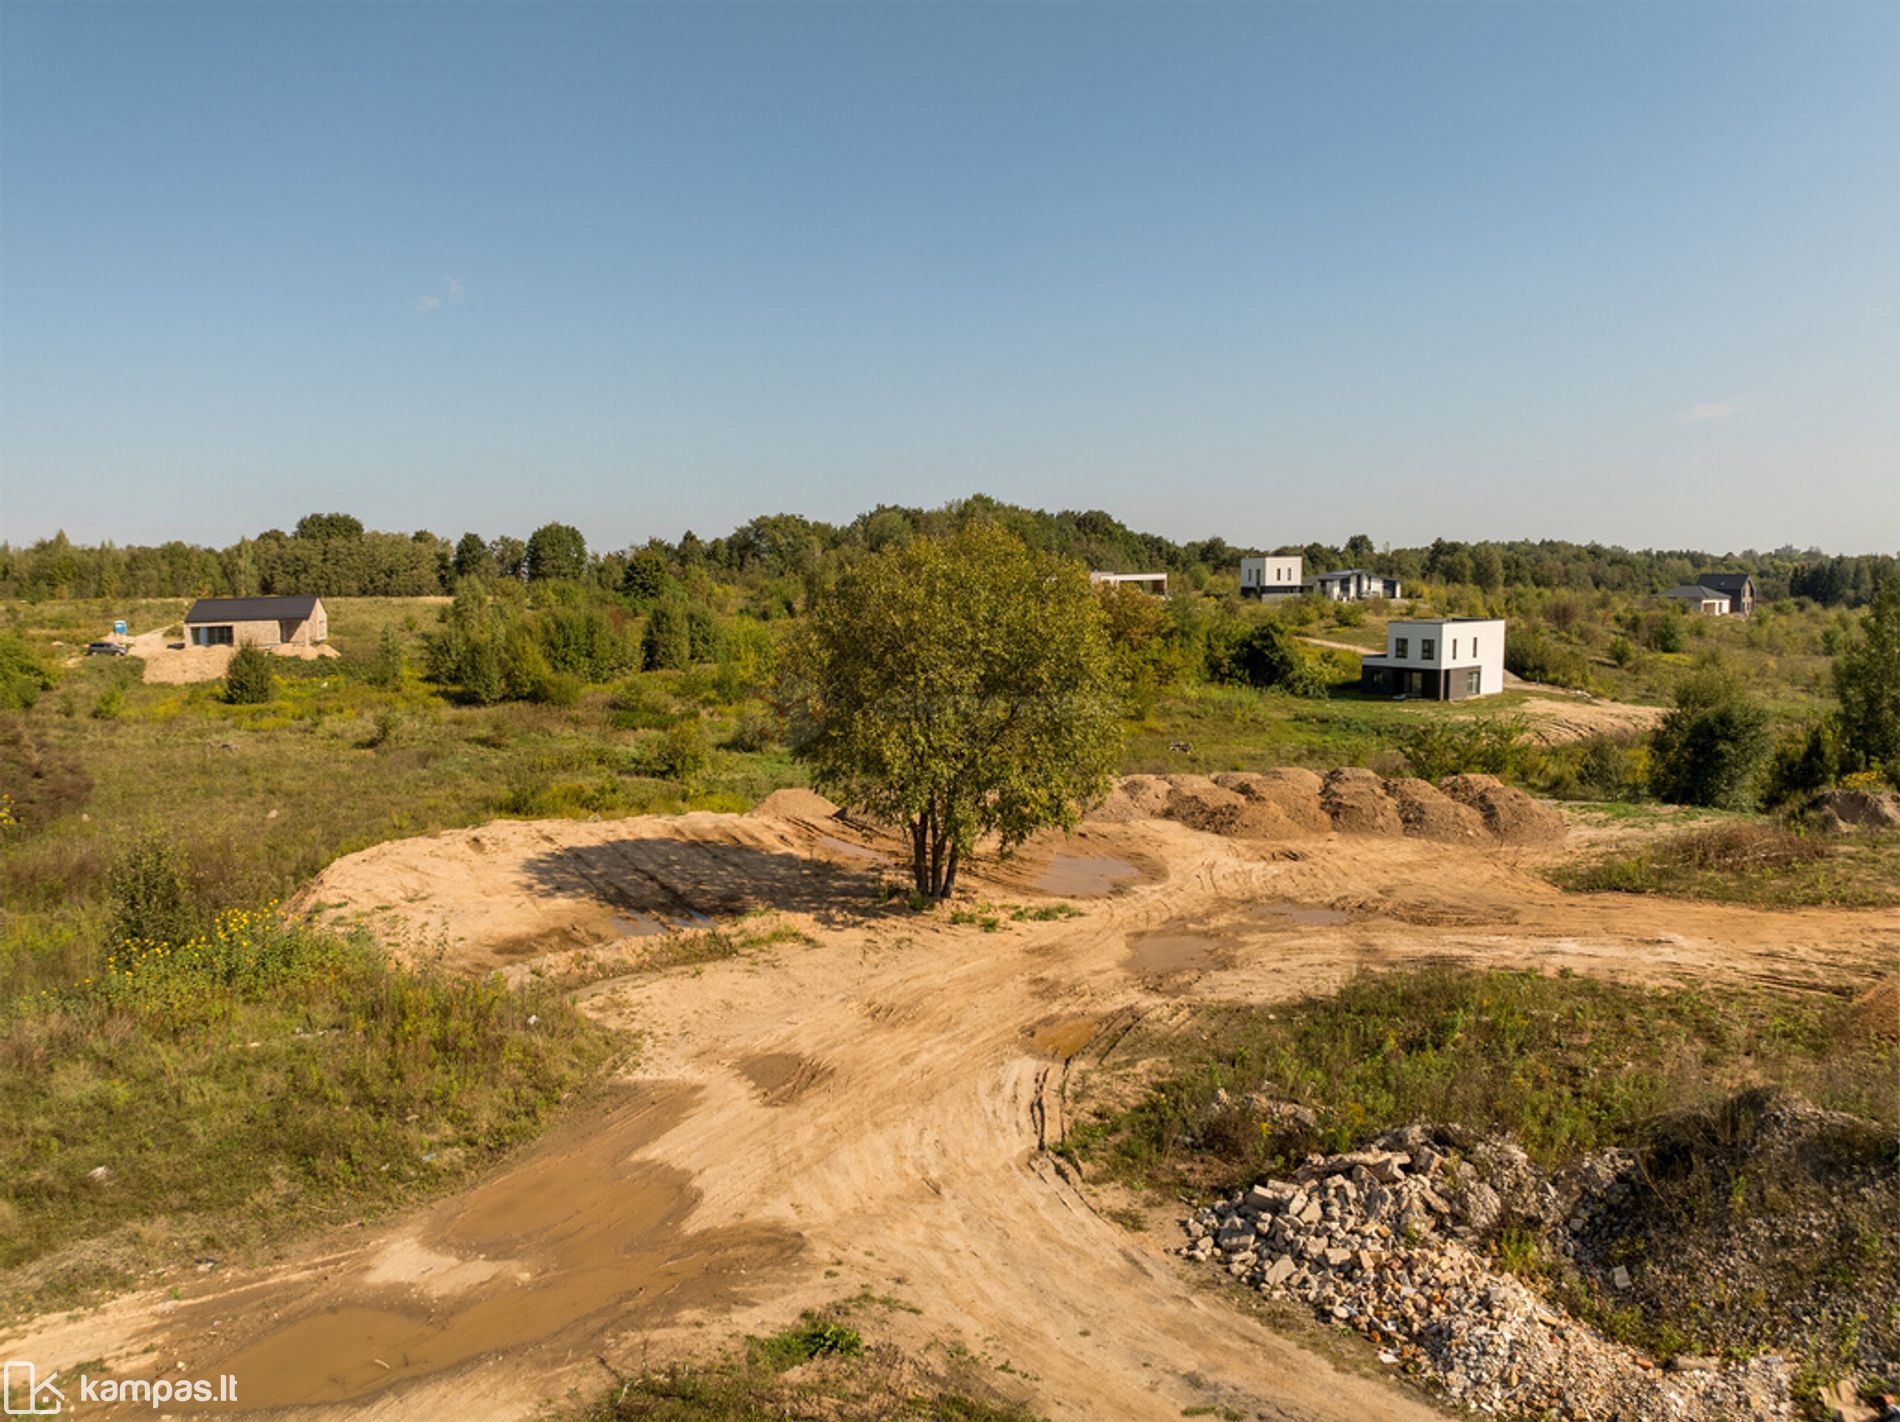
2, 1362, 63, 1416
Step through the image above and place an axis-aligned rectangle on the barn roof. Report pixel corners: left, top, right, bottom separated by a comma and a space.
1695, 572, 1754, 594
183, 595, 322, 624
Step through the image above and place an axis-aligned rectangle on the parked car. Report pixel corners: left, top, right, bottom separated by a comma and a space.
85, 641, 129, 656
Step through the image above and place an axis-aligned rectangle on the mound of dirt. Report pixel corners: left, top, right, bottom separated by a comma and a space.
1163, 778, 1287, 838
1383, 777, 1486, 842
1440, 774, 1567, 845
1319, 768, 1402, 836
751, 787, 842, 822
1808, 788, 1900, 835
1847, 976, 1900, 1042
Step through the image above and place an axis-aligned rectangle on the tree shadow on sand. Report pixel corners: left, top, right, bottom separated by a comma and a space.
513, 836, 892, 931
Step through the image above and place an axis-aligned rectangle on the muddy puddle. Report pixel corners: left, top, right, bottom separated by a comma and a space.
1029, 1015, 1100, 1059
1035, 852, 1140, 897
1125, 929, 1229, 977
1248, 902, 1353, 927
187, 1087, 798, 1410
739, 1051, 833, 1106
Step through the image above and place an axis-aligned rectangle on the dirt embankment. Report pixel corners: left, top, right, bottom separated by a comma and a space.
1092, 769, 1565, 846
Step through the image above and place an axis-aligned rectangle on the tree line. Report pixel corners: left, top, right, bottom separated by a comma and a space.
3, 497, 1891, 608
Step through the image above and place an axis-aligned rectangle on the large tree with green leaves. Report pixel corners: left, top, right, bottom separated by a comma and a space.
1835, 571, 1900, 784
782, 523, 1122, 900
523, 522, 588, 582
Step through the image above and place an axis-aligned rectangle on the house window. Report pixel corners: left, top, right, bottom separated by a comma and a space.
1394, 636, 1409, 659
1472, 637, 1479, 655
1465, 669, 1482, 696
1452, 639, 1459, 659
1422, 638, 1436, 659
194, 625, 233, 646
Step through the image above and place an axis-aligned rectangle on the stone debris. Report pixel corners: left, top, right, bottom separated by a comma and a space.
1177, 1131, 1794, 1420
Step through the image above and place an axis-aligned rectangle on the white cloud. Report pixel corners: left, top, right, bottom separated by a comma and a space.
1678, 398, 1744, 423
414, 276, 466, 314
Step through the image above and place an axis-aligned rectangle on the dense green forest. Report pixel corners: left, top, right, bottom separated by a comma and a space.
3, 495, 1892, 608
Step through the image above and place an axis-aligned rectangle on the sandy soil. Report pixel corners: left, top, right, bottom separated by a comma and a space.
7, 804, 1893, 1422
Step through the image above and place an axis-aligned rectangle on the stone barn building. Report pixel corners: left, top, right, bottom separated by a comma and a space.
183, 595, 329, 648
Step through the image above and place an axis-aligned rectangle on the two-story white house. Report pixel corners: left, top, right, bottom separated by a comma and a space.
1359, 617, 1505, 700
1239, 555, 1303, 598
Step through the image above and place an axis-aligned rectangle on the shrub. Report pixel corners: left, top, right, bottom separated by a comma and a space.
655, 716, 710, 783
1505, 624, 1592, 690
0, 634, 56, 710
1649, 661, 1774, 809
1575, 735, 1640, 800
91, 685, 125, 720
724, 705, 778, 752
1399, 717, 1525, 780
363, 625, 404, 689
610, 680, 677, 730
1214, 622, 1328, 697
222, 644, 275, 704
642, 599, 692, 671
107, 833, 198, 949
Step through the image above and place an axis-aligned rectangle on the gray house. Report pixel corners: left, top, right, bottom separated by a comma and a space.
1660, 573, 1754, 617
1309, 568, 1402, 601
184, 595, 329, 648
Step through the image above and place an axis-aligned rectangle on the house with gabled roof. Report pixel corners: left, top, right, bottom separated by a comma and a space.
183, 595, 328, 648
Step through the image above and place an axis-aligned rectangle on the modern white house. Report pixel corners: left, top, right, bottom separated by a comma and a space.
1090, 571, 1168, 595
1359, 617, 1505, 700
1239, 555, 1303, 598
1310, 568, 1402, 602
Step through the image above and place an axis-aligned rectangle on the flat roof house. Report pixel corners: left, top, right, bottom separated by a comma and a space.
1239, 555, 1303, 598
183, 595, 328, 649
1359, 617, 1504, 701
1089, 571, 1168, 595
1309, 568, 1402, 602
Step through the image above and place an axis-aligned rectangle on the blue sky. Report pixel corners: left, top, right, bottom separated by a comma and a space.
2, 2, 1895, 554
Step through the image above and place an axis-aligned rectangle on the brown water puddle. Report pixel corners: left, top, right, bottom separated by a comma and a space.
1248, 902, 1353, 927
1029, 1015, 1100, 1059
180, 1087, 798, 1411
1035, 852, 1140, 897
1125, 929, 1229, 977
739, 1051, 834, 1106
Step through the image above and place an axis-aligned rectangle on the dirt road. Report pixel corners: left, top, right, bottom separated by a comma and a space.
8, 807, 1891, 1420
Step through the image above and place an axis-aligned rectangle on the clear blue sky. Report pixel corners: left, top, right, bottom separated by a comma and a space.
2, 2, 1895, 554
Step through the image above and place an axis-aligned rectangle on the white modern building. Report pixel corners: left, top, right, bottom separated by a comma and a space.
1310, 567, 1402, 601
1090, 571, 1168, 595
1359, 617, 1505, 700
1239, 555, 1303, 598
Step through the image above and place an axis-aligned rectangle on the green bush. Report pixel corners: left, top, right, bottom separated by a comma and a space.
1649, 661, 1774, 809
106, 833, 198, 950
1399, 716, 1525, 780
642, 598, 693, 671
363, 625, 404, 689
655, 716, 710, 783
222, 644, 275, 704
0, 634, 57, 710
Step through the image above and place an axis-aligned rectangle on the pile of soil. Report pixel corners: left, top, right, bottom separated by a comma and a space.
1847, 975, 1900, 1042
1808, 788, 1900, 835
750, 787, 843, 822
1438, 774, 1567, 845
1091, 770, 1563, 847
1318, 769, 1403, 836
1383, 777, 1485, 841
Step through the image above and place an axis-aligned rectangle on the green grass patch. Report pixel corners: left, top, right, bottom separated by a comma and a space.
1059, 968, 1896, 1195
1553, 823, 1900, 909
0, 912, 611, 1312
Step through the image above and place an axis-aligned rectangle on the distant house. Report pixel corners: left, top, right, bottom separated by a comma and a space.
1660, 585, 1731, 617
1089, 571, 1168, 596
1239, 555, 1303, 598
183, 595, 328, 648
1660, 574, 1752, 616
1693, 572, 1754, 616
1359, 617, 1504, 700
1310, 568, 1402, 602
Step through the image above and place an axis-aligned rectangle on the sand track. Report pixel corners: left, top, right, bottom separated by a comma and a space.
8, 808, 1893, 1421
